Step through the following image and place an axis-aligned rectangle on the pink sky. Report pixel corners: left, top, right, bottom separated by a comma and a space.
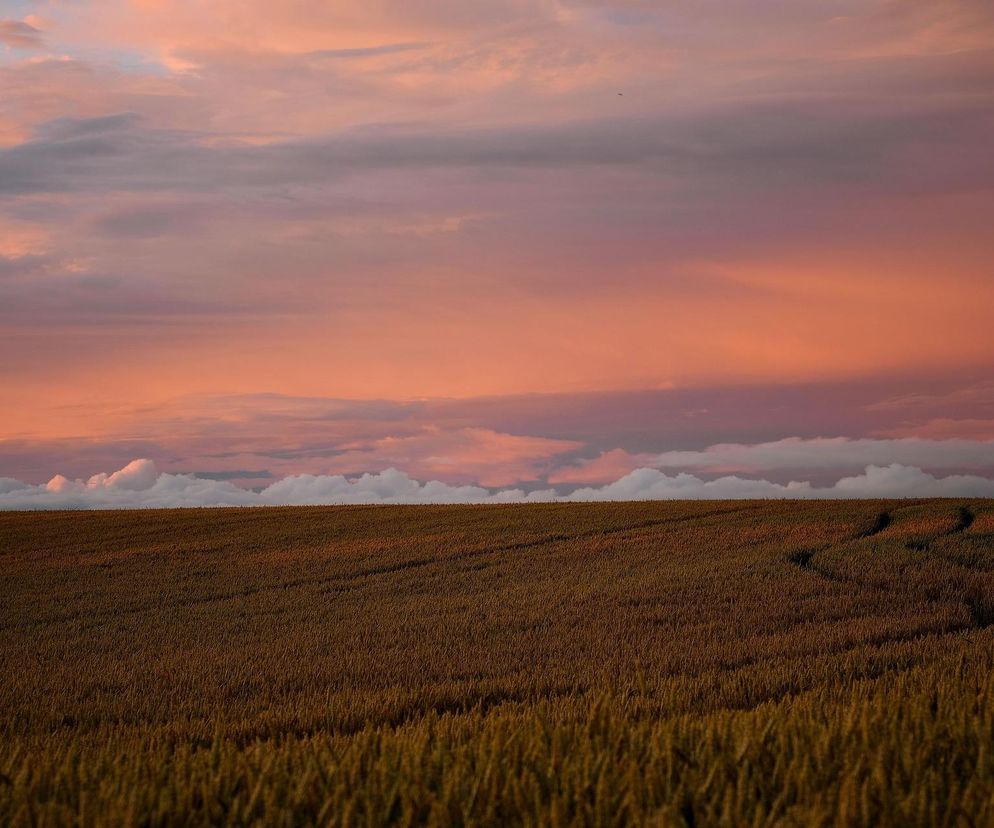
1, 0, 993, 498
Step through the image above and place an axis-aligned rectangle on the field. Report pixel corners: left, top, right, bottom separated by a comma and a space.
3, 499, 994, 826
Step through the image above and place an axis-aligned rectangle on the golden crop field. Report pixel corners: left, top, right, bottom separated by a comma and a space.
3, 499, 994, 826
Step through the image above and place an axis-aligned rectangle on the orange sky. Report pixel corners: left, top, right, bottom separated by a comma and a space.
1, 0, 993, 489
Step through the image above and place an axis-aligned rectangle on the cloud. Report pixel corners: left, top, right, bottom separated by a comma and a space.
651, 437, 994, 473
9, 460, 260, 509
1, 1, 993, 477
0, 478, 29, 495
0, 459, 539, 509
829, 464, 994, 498
6, 77, 994, 196
327, 427, 581, 486
4, 387, 994, 492
259, 467, 536, 505
2, 458, 994, 509
564, 464, 994, 501
547, 448, 648, 484
307, 42, 427, 59
0, 20, 44, 49
880, 419, 994, 441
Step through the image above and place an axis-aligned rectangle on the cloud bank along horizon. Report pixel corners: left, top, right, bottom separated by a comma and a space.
5, 454, 994, 510
1, 1, 993, 501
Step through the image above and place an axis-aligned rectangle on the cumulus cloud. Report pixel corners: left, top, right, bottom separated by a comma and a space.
2, 458, 994, 510
652, 437, 994, 473
0, 478, 30, 495
18, 460, 260, 509
564, 464, 994, 501
0, 460, 545, 509
259, 467, 539, 505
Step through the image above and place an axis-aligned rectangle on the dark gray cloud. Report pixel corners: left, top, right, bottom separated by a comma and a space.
179, 469, 274, 481
3, 49, 992, 197
0, 253, 50, 278
93, 204, 210, 238
307, 42, 428, 59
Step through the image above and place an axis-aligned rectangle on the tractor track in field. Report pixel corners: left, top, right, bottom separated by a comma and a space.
905, 506, 976, 552
787, 509, 896, 584
859, 510, 893, 538
787, 505, 994, 628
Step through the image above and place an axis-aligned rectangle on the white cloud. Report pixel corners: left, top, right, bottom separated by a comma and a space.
4, 460, 260, 510
260, 468, 521, 505
652, 437, 994, 472
0, 478, 30, 495
1, 458, 994, 510
563, 468, 815, 501
830, 463, 994, 498
564, 464, 994, 501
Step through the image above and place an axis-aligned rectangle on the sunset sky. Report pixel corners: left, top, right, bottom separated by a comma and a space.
1, 0, 993, 506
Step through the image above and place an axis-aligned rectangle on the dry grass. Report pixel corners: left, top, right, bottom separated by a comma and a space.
2, 499, 994, 825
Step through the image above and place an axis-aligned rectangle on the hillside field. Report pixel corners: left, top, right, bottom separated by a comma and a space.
3, 499, 994, 825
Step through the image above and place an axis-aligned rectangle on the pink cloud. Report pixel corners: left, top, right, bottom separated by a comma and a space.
327, 427, 581, 487
0, 19, 44, 50
1, 0, 993, 485
547, 448, 648, 485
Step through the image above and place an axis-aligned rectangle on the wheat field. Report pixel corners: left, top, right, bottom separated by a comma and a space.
2, 499, 994, 825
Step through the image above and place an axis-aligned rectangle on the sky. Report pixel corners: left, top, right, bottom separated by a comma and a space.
1, 0, 993, 507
